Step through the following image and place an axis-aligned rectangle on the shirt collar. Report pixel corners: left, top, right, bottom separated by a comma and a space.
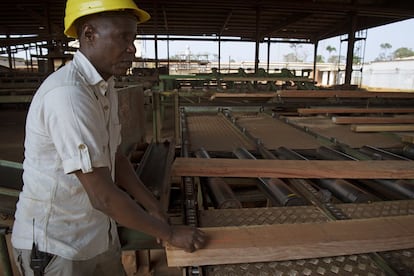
73, 50, 115, 96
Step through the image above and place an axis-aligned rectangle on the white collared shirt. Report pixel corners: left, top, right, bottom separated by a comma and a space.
12, 51, 121, 260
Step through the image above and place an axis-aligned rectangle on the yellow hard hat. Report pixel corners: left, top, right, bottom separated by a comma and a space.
64, 0, 151, 38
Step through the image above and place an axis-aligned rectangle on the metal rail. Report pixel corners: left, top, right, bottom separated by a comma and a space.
179, 108, 203, 276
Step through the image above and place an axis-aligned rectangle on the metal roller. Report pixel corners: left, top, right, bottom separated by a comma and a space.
359, 145, 410, 160
195, 148, 242, 209
233, 147, 306, 206
278, 146, 375, 203
402, 144, 414, 160
318, 146, 414, 200
315, 178, 375, 203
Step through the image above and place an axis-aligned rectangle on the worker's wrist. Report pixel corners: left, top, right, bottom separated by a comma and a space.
162, 225, 173, 243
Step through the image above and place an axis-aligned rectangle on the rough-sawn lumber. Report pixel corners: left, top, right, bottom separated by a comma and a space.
277, 90, 414, 99
333, 116, 414, 124
166, 215, 414, 267
209, 92, 277, 100
298, 107, 414, 115
402, 134, 414, 144
351, 124, 414, 132
172, 158, 414, 179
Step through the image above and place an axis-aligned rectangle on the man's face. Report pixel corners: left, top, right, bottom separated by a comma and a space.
87, 15, 137, 79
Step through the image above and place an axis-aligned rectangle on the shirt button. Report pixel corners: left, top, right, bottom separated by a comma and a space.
104, 105, 109, 111
78, 144, 86, 150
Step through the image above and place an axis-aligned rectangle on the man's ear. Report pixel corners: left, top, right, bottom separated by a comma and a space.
82, 24, 96, 43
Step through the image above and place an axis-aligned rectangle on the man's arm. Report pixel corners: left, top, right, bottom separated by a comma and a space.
114, 152, 166, 220
75, 167, 206, 252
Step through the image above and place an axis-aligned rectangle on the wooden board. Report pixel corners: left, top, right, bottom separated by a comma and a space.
221, 76, 311, 82
277, 90, 414, 99
333, 116, 414, 124
284, 116, 402, 148
351, 124, 414, 132
401, 134, 414, 143
171, 158, 414, 179
298, 107, 414, 115
166, 215, 414, 267
209, 92, 277, 100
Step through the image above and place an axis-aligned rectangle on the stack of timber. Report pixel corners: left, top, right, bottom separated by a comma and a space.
297, 107, 414, 115
296, 104, 414, 135
277, 90, 414, 99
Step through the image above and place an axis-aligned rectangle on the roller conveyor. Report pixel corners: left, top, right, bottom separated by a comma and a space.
200, 201, 414, 276
180, 108, 414, 275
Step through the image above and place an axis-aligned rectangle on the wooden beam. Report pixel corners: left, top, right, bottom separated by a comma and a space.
333, 116, 414, 124
171, 158, 414, 179
209, 92, 277, 100
166, 215, 414, 267
351, 124, 414, 132
401, 134, 414, 144
277, 90, 414, 99
221, 76, 311, 82
298, 107, 414, 115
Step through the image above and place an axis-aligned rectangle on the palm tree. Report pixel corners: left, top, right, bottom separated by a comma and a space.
326, 45, 336, 61
378, 43, 392, 60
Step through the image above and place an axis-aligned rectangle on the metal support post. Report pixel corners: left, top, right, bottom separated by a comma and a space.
152, 91, 162, 143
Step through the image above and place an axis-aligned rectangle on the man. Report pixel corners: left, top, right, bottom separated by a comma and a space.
11, 0, 206, 275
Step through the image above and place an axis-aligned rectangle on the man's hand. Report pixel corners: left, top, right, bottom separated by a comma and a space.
166, 226, 207, 253
150, 210, 170, 244
149, 209, 170, 224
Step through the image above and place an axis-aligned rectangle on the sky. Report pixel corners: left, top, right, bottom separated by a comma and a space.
139, 18, 414, 63
4, 18, 414, 64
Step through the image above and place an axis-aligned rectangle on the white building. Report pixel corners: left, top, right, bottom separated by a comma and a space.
361, 58, 414, 92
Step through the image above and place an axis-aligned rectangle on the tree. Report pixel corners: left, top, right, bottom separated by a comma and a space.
375, 43, 392, 61
326, 45, 336, 55
283, 53, 297, 62
289, 43, 303, 62
326, 45, 336, 63
316, 55, 324, 63
353, 56, 362, 64
393, 47, 414, 59
327, 55, 345, 64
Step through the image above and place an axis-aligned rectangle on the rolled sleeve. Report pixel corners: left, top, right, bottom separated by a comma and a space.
43, 86, 111, 174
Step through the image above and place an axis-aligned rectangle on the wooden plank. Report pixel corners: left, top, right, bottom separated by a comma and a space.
351, 124, 414, 132
166, 215, 414, 267
277, 90, 414, 99
209, 92, 277, 100
298, 107, 414, 115
171, 158, 414, 179
401, 134, 414, 143
333, 116, 414, 124
221, 76, 311, 82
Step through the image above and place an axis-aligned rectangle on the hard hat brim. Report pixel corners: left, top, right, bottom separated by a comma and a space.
64, 7, 150, 39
